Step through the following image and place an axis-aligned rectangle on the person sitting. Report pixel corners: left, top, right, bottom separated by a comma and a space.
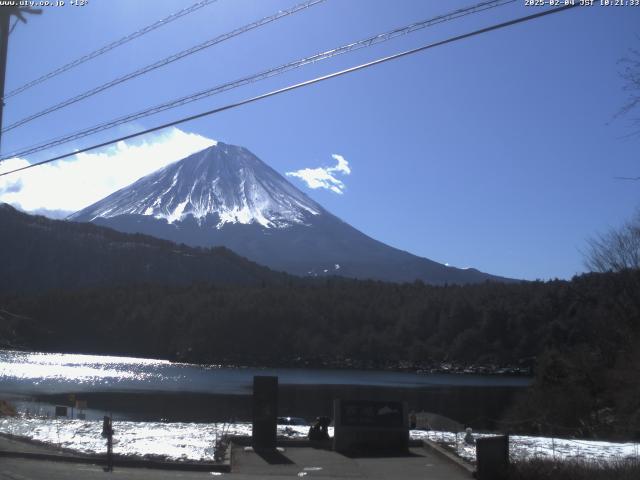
308, 416, 331, 440
318, 416, 331, 439
308, 421, 322, 440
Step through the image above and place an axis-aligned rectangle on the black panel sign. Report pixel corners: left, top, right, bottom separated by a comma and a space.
252, 375, 278, 449
340, 400, 403, 428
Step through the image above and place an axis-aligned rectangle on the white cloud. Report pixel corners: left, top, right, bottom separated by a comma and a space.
0, 128, 215, 216
330, 154, 351, 175
286, 153, 351, 195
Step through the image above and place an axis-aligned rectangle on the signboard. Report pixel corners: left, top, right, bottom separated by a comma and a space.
333, 399, 408, 454
340, 401, 404, 428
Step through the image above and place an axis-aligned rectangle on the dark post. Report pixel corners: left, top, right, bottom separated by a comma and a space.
252, 375, 278, 450
476, 435, 509, 480
0, 7, 11, 150
101, 416, 115, 472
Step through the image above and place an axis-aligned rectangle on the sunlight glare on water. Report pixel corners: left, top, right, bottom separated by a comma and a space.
0, 351, 180, 393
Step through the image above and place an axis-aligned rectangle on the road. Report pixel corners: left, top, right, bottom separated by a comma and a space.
0, 458, 212, 480
0, 446, 472, 479
0, 433, 471, 479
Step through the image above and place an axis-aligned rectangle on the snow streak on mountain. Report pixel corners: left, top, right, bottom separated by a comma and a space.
71, 142, 322, 229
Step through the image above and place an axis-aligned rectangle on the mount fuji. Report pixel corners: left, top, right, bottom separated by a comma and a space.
69, 142, 511, 284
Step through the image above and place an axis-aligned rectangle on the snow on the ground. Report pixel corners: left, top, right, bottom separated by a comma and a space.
0, 417, 314, 461
411, 430, 640, 464
0, 417, 638, 464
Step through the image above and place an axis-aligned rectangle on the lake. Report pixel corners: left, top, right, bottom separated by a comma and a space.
0, 350, 530, 427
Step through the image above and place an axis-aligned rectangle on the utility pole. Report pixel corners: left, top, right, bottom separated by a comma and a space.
0, 8, 12, 150
0, 5, 41, 154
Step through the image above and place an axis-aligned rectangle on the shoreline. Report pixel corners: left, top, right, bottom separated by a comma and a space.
22, 385, 524, 428
0, 347, 533, 377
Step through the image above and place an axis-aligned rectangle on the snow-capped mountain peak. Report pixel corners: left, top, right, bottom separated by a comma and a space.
70, 143, 323, 229
69, 140, 514, 285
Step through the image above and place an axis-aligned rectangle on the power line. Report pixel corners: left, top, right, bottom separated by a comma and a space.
1, 0, 515, 161
0, 3, 579, 179
1, 0, 325, 134
1, 0, 219, 101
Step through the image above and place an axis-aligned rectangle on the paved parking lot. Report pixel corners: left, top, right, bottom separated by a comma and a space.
0, 435, 471, 479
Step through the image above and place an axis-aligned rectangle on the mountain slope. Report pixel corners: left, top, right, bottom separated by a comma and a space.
72, 142, 322, 229
0, 203, 288, 293
70, 142, 513, 285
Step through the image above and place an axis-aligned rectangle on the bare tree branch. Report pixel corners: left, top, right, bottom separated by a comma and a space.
615, 45, 640, 126
584, 210, 640, 272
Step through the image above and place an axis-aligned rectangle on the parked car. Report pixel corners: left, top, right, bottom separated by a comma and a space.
277, 416, 308, 426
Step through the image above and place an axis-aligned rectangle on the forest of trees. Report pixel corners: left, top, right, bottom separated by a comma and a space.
2, 202, 640, 438
0, 203, 289, 293
1, 267, 639, 438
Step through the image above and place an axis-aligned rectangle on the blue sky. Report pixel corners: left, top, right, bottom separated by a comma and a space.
0, 0, 638, 281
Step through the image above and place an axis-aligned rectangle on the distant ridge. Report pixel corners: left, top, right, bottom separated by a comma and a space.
0, 203, 288, 293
